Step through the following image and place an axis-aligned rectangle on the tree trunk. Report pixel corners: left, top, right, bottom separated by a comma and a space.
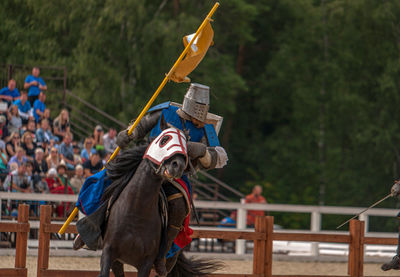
173, 0, 180, 17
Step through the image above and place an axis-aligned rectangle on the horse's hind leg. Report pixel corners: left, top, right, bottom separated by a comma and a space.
111, 260, 124, 277
99, 246, 113, 277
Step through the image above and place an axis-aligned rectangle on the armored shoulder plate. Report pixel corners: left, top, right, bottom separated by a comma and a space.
148, 101, 171, 113
204, 124, 220, 147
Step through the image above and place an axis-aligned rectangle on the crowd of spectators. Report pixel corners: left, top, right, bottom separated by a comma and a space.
0, 67, 118, 217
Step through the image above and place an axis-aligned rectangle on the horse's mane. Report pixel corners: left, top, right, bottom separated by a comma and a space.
101, 144, 148, 203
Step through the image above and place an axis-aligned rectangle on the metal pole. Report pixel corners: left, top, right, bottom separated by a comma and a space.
311, 211, 321, 256
236, 198, 247, 255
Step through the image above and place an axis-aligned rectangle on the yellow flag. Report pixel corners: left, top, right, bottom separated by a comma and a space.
170, 20, 214, 83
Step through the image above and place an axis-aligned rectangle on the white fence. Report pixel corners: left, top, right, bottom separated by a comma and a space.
0, 192, 398, 256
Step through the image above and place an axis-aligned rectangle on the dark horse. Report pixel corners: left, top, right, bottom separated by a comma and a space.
97, 121, 221, 277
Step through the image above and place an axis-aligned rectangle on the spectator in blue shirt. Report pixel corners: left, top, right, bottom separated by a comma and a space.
36, 119, 58, 145
8, 146, 28, 169
33, 92, 46, 122
24, 67, 47, 106
59, 133, 75, 170
0, 79, 20, 106
80, 137, 96, 162
13, 91, 31, 124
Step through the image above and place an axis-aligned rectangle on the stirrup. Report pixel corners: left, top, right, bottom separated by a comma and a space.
381, 255, 400, 271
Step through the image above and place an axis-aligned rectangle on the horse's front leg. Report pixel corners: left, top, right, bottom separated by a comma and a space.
138, 259, 154, 277
99, 245, 113, 277
111, 260, 124, 277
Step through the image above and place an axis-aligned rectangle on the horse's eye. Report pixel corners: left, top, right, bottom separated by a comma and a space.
159, 135, 171, 147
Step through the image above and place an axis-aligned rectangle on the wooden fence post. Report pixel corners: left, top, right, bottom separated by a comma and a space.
253, 216, 266, 276
253, 216, 273, 277
264, 216, 273, 277
348, 219, 365, 277
15, 204, 29, 271
37, 205, 52, 277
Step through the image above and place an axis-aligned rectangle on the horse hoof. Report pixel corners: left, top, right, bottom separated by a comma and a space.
154, 258, 167, 277
73, 234, 85, 250
382, 255, 400, 271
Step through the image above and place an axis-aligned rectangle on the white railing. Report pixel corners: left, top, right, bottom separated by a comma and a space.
0, 192, 398, 255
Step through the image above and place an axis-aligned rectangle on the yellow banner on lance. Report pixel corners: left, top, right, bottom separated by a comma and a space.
170, 20, 214, 83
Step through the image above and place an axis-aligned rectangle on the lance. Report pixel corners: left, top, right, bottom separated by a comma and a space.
336, 193, 393, 229
58, 2, 221, 235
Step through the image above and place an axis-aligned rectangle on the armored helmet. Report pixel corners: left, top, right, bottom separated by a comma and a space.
181, 83, 210, 122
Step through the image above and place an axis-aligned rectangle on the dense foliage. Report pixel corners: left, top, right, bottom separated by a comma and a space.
2, 0, 400, 229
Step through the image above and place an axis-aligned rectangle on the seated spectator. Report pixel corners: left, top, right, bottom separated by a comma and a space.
59, 133, 75, 170
22, 119, 37, 142
48, 163, 72, 192
7, 105, 22, 134
53, 109, 70, 141
21, 132, 36, 161
72, 143, 82, 165
32, 172, 48, 194
6, 132, 20, 157
8, 147, 28, 168
92, 125, 105, 156
45, 168, 58, 191
245, 185, 267, 227
50, 162, 74, 217
42, 108, 53, 131
36, 119, 57, 145
13, 91, 31, 125
33, 147, 48, 174
25, 160, 34, 184
103, 128, 117, 154
3, 162, 31, 193
46, 147, 60, 169
0, 143, 9, 180
83, 151, 102, 178
70, 164, 84, 193
56, 162, 71, 186
0, 115, 9, 147
24, 67, 47, 106
80, 137, 95, 163
218, 211, 237, 228
8, 162, 18, 174
0, 79, 20, 106
33, 92, 46, 122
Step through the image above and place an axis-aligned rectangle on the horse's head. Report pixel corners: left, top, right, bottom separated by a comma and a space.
143, 117, 188, 180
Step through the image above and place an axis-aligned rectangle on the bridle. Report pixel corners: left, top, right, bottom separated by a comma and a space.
143, 127, 188, 177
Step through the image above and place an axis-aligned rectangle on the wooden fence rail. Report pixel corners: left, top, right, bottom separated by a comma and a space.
0, 204, 29, 277
1, 204, 398, 276
35, 205, 373, 277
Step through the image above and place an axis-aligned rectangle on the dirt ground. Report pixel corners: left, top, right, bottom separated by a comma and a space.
1, 256, 400, 277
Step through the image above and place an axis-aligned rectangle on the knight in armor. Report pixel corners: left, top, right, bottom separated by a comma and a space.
74, 83, 228, 272
382, 181, 400, 271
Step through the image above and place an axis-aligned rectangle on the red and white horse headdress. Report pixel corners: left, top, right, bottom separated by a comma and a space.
143, 127, 188, 167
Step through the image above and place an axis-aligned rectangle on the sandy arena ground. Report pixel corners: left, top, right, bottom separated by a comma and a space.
1, 256, 400, 277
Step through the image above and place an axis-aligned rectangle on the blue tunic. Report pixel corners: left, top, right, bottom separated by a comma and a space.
149, 103, 220, 147
150, 105, 206, 143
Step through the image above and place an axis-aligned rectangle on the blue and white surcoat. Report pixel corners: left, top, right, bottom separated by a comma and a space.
148, 101, 220, 147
